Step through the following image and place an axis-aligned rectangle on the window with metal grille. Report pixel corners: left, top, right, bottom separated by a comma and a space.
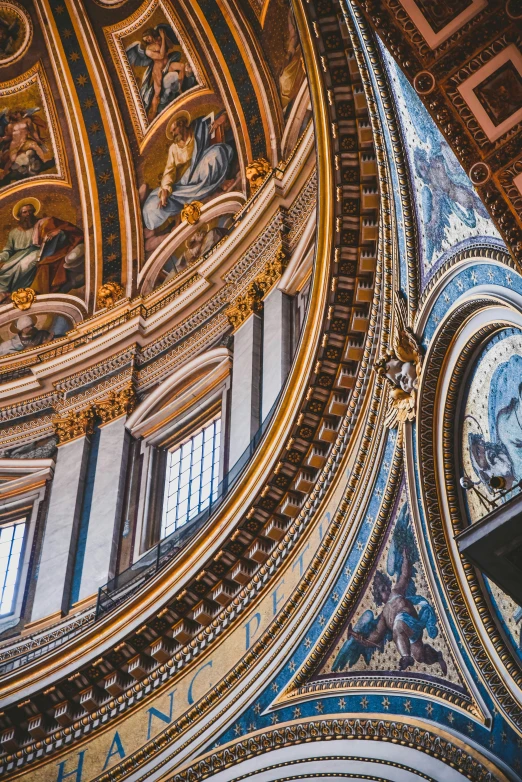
161, 417, 221, 539
0, 518, 26, 616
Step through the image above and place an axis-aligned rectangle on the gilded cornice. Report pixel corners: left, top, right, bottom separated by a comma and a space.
93, 386, 137, 425
0, 0, 386, 773
226, 249, 288, 331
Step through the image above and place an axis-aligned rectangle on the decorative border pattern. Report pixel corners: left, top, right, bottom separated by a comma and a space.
169, 719, 501, 782
418, 295, 522, 732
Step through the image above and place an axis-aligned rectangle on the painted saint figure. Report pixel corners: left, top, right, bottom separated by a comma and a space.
279, 8, 305, 113
0, 198, 84, 301
141, 112, 234, 234
126, 24, 196, 121
332, 504, 447, 675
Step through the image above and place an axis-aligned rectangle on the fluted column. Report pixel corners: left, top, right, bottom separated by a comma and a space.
31, 408, 94, 622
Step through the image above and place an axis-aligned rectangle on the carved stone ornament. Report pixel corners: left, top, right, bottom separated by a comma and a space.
97, 281, 124, 309
52, 407, 96, 445
94, 386, 137, 424
246, 157, 272, 193
11, 287, 35, 310
226, 248, 288, 331
226, 284, 264, 331
375, 296, 422, 428
180, 200, 203, 225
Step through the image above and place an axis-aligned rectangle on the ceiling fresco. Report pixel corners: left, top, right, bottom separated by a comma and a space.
0, 0, 309, 346
1, 0, 522, 780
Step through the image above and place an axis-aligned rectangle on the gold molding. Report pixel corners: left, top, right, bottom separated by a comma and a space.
94, 386, 137, 425
226, 248, 288, 330
52, 406, 95, 445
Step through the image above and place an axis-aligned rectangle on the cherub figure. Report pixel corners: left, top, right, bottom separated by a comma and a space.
376, 297, 422, 426
332, 503, 447, 675
126, 24, 196, 122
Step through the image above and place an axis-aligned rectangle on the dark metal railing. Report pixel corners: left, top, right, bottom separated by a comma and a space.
95, 391, 282, 620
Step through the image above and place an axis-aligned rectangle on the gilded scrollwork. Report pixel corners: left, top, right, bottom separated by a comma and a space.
52, 406, 96, 445
94, 385, 137, 424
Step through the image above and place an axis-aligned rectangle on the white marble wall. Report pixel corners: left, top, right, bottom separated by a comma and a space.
262, 288, 292, 419
77, 416, 129, 601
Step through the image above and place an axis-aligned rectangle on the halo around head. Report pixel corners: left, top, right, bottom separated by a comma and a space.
166, 111, 191, 140
13, 197, 41, 221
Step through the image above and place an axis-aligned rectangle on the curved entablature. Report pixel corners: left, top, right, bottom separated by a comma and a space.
0, 0, 521, 781
0, 0, 384, 775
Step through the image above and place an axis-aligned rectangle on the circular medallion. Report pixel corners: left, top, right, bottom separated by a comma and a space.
413, 70, 435, 95
469, 161, 491, 186
0, 1, 32, 67
506, 0, 522, 19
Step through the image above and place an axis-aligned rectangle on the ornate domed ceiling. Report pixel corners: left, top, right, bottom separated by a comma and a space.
0, 0, 522, 781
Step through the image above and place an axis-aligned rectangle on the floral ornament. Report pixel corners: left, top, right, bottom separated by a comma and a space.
376, 296, 422, 427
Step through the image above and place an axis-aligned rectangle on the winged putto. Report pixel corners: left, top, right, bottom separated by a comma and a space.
332, 503, 446, 675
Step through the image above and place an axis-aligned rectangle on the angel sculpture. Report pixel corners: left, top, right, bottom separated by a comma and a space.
376, 297, 422, 427
332, 503, 447, 675
126, 24, 196, 121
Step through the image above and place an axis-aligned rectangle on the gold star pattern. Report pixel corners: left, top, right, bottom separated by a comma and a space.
99, 172, 111, 183
293, 707, 301, 719
315, 701, 324, 713
83, 98, 95, 109
382, 697, 390, 710
425, 703, 433, 716
360, 697, 368, 709
106, 252, 118, 263
106, 233, 117, 246
102, 193, 114, 204
338, 698, 346, 709
90, 122, 101, 133
62, 28, 72, 37
94, 146, 106, 157
55, 4, 64, 12
404, 700, 412, 713
76, 74, 88, 87
69, 52, 80, 62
